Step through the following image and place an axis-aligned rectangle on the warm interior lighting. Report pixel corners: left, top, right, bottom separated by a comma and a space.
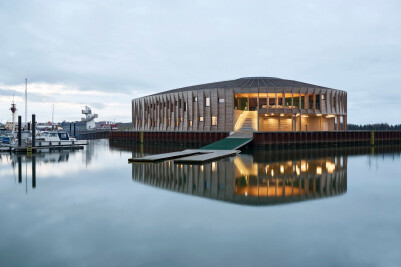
316, 166, 322, 175
212, 162, 216, 171
280, 114, 284, 117
326, 161, 336, 173
200, 165, 204, 172
316, 114, 322, 116
301, 160, 308, 172
301, 115, 309, 118
280, 165, 284, 174
264, 114, 268, 117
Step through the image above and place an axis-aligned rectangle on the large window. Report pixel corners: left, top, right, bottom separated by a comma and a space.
293, 94, 300, 108
316, 95, 320, 110
277, 93, 283, 108
285, 93, 292, 108
268, 93, 275, 108
199, 116, 204, 122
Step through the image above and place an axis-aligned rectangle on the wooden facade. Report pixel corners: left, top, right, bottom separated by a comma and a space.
132, 77, 347, 132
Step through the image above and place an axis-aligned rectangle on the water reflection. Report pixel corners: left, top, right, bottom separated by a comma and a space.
131, 150, 347, 206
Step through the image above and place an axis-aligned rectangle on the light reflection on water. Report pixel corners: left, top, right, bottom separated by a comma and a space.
131, 153, 347, 206
1, 140, 401, 267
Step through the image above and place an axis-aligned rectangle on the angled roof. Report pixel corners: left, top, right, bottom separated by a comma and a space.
153, 77, 336, 95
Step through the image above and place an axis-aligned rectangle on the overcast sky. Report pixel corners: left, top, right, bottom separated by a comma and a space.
1, 0, 400, 124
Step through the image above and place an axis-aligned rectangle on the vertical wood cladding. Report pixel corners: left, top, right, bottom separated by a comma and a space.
132, 84, 347, 132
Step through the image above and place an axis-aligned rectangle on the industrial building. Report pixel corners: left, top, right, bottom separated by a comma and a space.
132, 77, 347, 132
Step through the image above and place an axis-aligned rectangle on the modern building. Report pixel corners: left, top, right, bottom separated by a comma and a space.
132, 77, 347, 132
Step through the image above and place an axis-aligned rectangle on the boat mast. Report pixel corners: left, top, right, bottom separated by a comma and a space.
25, 78, 27, 130
52, 102, 55, 129
10, 95, 17, 133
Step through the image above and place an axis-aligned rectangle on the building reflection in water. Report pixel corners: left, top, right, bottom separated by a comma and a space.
131, 150, 347, 206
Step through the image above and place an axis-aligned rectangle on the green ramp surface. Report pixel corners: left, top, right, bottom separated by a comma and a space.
200, 138, 252, 150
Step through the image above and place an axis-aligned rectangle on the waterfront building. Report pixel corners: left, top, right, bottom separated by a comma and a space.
132, 77, 347, 132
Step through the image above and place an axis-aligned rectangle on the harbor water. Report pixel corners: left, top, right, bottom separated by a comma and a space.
0, 140, 400, 267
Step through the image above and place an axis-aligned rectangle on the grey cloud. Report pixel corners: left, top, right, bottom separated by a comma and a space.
1, 0, 401, 123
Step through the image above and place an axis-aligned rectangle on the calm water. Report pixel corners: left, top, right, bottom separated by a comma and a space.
1, 140, 400, 267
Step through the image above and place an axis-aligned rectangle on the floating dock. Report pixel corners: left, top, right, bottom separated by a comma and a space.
129, 149, 240, 164
128, 132, 251, 163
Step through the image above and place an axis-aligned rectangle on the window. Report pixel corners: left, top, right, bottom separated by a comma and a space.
301, 95, 305, 109
180, 117, 183, 122
212, 116, 217, 126
189, 120, 192, 126
268, 93, 276, 108
316, 95, 321, 110
199, 116, 204, 122
285, 93, 292, 108
184, 102, 187, 112
167, 118, 170, 126
218, 98, 225, 103
322, 94, 326, 100
205, 97, 210, 107
193, 96, 198, 102
178, 99, 182, 108
308, 94, 314, 109
259, 97, 267, 109
332, 96, 336, 107
293, 94, 300, 108
277, 93, 283, 108
175, 101, 177, 106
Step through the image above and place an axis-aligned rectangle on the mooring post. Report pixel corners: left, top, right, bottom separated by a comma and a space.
18, 156, 22, 183
371, 131, 375, 146
32, 114, 36, 147
18, 115, 22, 147
27, 122, 30, 131
32, 156, 36, 188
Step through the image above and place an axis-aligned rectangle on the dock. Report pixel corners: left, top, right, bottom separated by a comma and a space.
128, 132, 251, 163
0, 145, 85, 153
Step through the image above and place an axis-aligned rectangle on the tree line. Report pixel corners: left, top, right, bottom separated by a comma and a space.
347, 123, 401, 131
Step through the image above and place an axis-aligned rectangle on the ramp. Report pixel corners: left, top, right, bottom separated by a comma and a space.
128, 132, 253, 164
199, 131, 253, 150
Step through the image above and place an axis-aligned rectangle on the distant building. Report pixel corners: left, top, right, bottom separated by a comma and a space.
132, 77, 347, 132
81, 106, 98, 130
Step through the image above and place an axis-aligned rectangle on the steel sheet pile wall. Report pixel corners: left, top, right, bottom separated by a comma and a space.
109, 131, 230, 146
108, 131, 401, 148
